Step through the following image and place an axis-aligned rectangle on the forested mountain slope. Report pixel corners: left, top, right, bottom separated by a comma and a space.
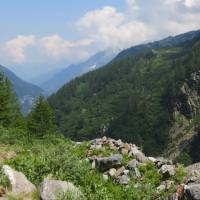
0, 65, 43, 114
48, 30, 200, 158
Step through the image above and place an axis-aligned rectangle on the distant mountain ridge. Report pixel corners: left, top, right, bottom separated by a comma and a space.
0, 65, 43, 114
116, 29, 200, 60
41, 50, 117, 95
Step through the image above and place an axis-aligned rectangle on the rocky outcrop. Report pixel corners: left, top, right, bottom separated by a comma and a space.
2, 137, 200, 199
169, 163, 200, 200
165, 71, 200, 160
186, 163, 200, 184
185, 184, 200, 200
40, 179, 83, 200
87, 136, 177, 186
2, 165, 36, 196
160, 165, 176, 178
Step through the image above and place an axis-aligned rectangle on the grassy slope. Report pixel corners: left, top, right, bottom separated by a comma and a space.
0, 127, 186, 200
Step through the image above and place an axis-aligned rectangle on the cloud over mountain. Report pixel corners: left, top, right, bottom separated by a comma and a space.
0, 0, 200, 68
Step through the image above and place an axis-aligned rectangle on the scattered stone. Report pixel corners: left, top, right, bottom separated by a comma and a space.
75, 142, 82, 145
186, 163, 200, 184
124, 170, 129, 175
121, 148, 129, 155
118, 175, 130, 185
86, 136, 181, 189
108, 168, 117, 177
148, 157, 157, 163
185, 184, 200, 200
168, 193, 179, 200
128, 159, 139, 170
160, 165, 176, 178
134, 168, 141, 179
40, 179, 83, 200
90, 144, 102, 150
113, 139, 123, 147
92, 160, 96, 169
2, 165, 36, 196
123, 143, 130, 151
157, 180, 174, 191
95, 154, 123, 171
0, 187, 6, 197
128, 146, 141, 157
102, 136, 107, 142
110, 143, 118, 151
115, 167, 125, 178
157, 184, 166, 191
156, 157, 173, 168
135, 152, 148, 163
102, 174, 109, 181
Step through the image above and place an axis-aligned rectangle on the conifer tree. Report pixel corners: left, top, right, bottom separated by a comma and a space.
0, 72, 23, 127
27, 95, 56, 137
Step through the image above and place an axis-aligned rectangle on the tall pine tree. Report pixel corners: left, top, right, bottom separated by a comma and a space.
27, 96, 56, 137
0, 72, 23, 127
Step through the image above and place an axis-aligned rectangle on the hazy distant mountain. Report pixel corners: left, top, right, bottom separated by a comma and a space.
0, 65, 43, 114
41, 50, 117, 95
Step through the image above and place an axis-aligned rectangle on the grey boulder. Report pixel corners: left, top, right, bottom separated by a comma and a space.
128, 159, 139, 170
2, 165, 36, 196
95, 154, 123, 171
160, 165, 176, 178
40, 179, 83, 200
118, 175, 130, 185
185, 184, 200, 200
186, 163, 200, 184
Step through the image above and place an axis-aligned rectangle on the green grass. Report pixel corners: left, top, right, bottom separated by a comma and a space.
0, 127, 186, 200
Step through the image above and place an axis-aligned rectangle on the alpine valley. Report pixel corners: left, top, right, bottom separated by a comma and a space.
1, 29, 200, 200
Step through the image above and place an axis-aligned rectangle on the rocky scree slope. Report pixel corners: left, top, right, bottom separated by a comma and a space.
48, 30, 200, 158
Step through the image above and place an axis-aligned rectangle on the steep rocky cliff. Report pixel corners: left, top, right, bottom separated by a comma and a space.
165, 71, 200, 162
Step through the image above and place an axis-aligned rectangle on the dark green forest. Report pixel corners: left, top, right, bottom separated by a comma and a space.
48, 32, 200, 156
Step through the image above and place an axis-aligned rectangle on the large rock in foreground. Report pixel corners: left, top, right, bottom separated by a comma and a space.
40, 179, 83, 200
185, 184, 200, 200
186, 163, 200, 184
2, 165, 36, 196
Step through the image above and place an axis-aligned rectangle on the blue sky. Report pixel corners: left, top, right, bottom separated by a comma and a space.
0, 0, 200, 81
0, 0, 125, 42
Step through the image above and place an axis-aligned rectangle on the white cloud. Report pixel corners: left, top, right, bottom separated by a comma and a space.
126, 0, 140, 11
5, 35, 35, 63
39, 34, 93, 60
125, 0, 200, 38
39, 35, 92, 59
77, 7, 124, 29
1, 1, 200, 69
184, 0, 200, 7
76, 6, 154, 50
